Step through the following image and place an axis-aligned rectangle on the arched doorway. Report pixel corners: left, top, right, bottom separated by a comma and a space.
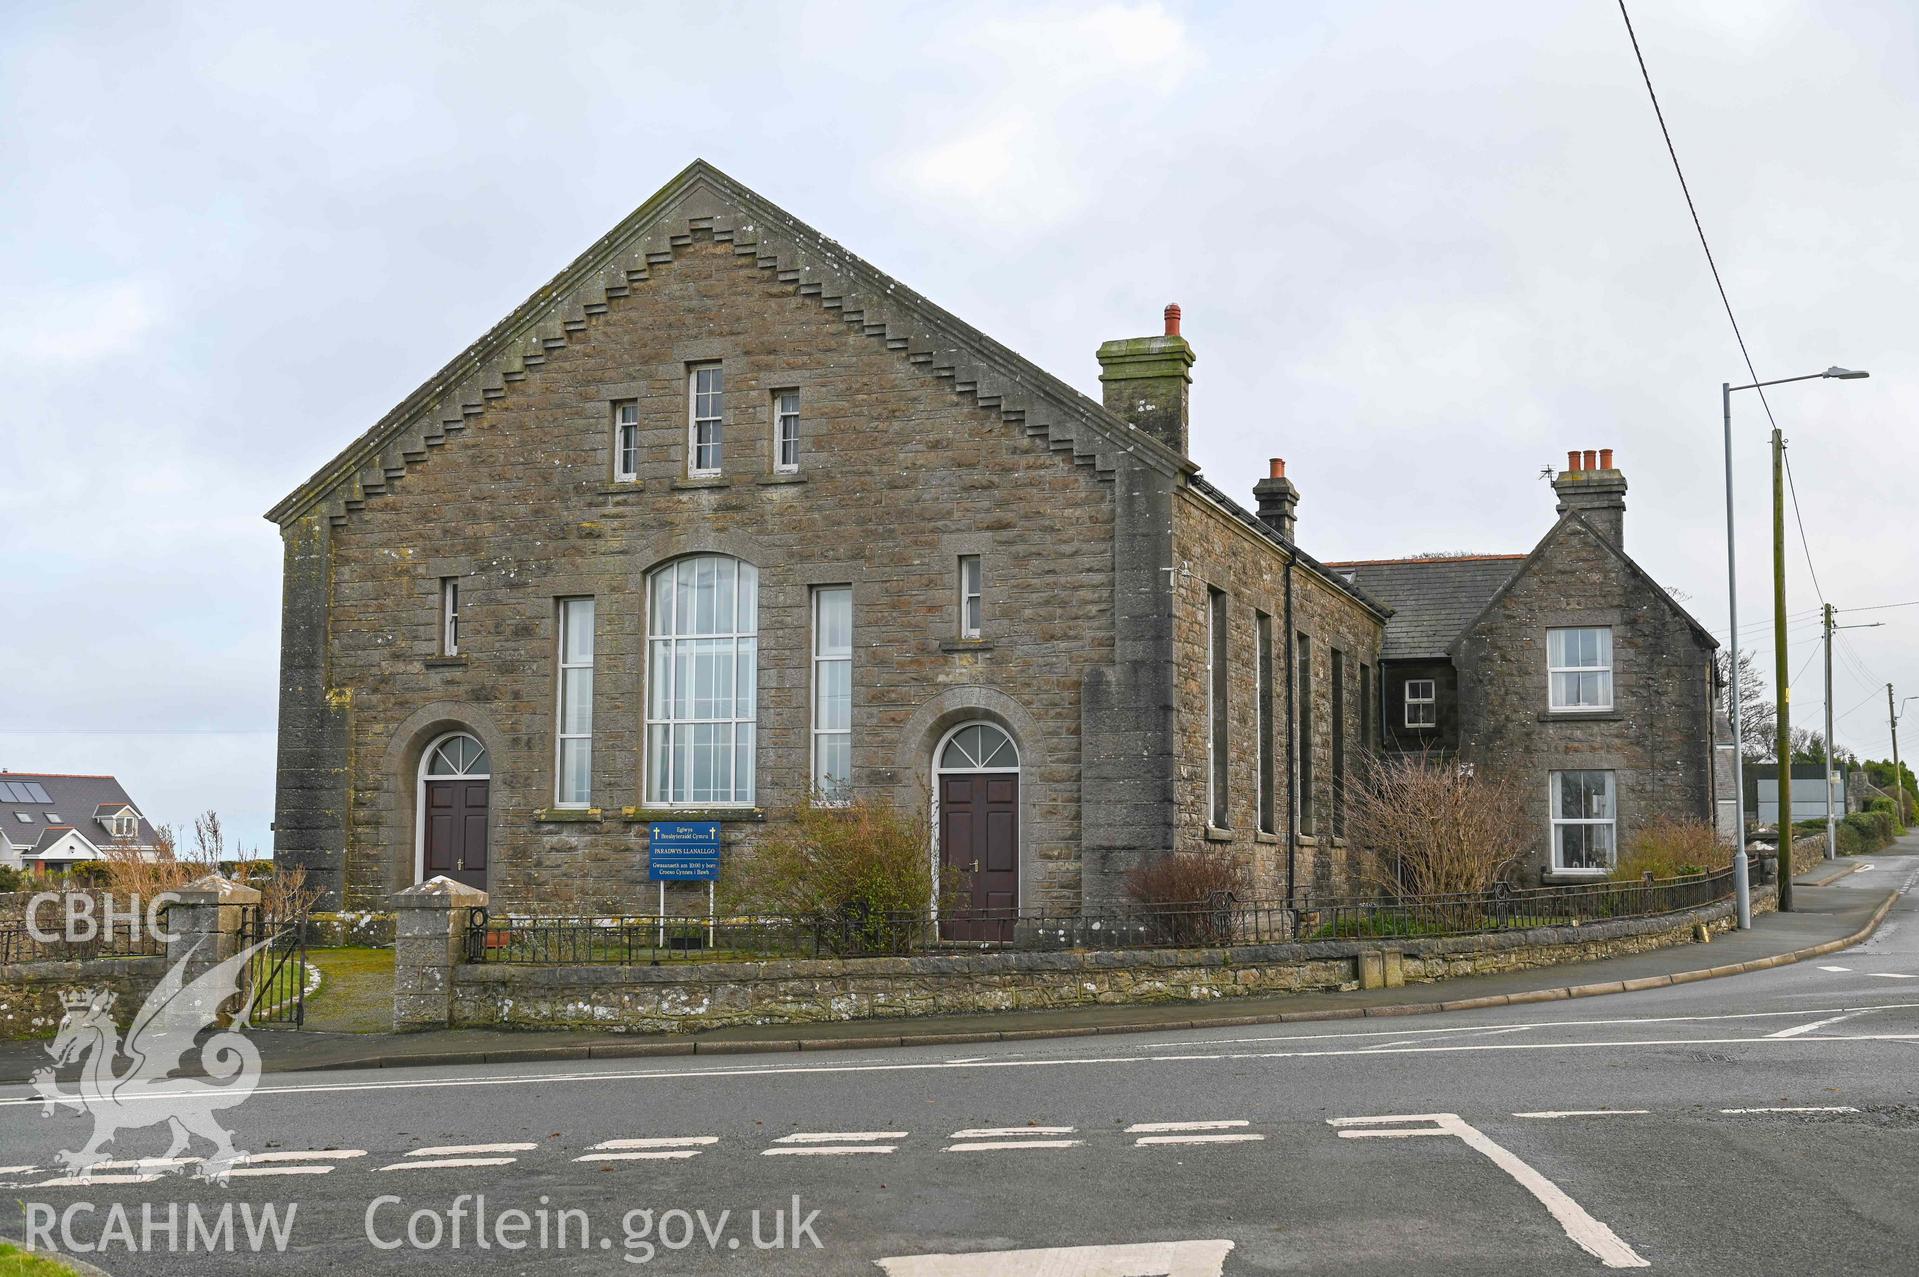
417, 732, 490, 892
933, 722, 1020, 941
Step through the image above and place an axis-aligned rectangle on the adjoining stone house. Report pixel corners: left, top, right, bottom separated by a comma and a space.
268, 160, 1386, 916
1332, 451, 1730, 884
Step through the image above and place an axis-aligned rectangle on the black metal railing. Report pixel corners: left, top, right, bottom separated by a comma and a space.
0, 896, 171, 964
465, 868, 1735, 965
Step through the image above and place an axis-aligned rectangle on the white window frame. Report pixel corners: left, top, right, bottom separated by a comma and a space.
958, 555, 982, 639
688, 364, 724, 477
1549, 769, 1616, 873
613, 399, 640, 482
555, 598, 595, 808
645, 555, 758, 808
1548, 626, 1614, 712
441, 578, 460, 656
773, 389, 800, 474
1404, 678, 1436, 728
811, 586, 852, 802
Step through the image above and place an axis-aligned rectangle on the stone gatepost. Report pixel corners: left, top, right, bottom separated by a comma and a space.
392, 877, 488, 1032
166, 875, 262, 1026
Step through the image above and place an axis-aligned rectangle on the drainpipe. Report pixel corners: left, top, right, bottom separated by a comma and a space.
1284, 548, 1297, 905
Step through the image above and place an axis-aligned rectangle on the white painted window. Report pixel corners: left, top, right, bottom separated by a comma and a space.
811, 586, 852, 801
1548, 626, 1613, 711
646, 555, 758, 806
773, 390, 800, 473
613, 399, 640, 481
1207, 588, 1228, 828
441, 578, 460, 656
555, 598, 595, 807
958, 555, 982, 639
1550, 770, 1615, 871
1404, 678, 1436, 728
688, 364, 724, 476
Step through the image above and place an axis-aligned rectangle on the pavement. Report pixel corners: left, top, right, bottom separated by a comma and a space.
2, 845, 1916, 1275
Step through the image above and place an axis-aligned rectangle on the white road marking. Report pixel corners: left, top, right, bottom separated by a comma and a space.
773, 1131, 906, 1143
586, 1136, 718, 1150
577, 1150, 704, 1162
950, 1126, 1076, 1138
1135, 1133, 1265, 1146
0, 1165, 38, 1174
942, 1139, 1083, 1152
765, 1131, 903, 1156
1333, 1114, 1648, 1268
85, 1157, 198, 1171
233, 1150, 368, 1163
31, 1173, 162, 1187
377, 1157, 519, 1170
878, 1239, 1235, 1276
1768, 1010, 1877, 1039
1869, 972, 1917, 979
1818, 965, 1853, 972
1126, 1120, 1250, 1133
1513, 1110, 1651, 1119
1720, 1106, 1858, 1114
223, 1165, 335, 1178
407, 1141, 536, 1156
14, 1022, 1919, 1108
761, 1145, 896, 1156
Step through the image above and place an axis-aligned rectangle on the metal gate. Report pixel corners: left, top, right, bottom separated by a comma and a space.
239, 905, 308, 1028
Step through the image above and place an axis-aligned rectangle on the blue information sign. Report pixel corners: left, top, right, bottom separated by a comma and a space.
648, 822, 722, 882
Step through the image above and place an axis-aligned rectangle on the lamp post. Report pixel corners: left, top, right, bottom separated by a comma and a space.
1722, 366, 1866, 928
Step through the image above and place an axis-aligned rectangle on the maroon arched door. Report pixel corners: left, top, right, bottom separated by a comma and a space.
936, 723, 1019, 942
420, 733, 490, 893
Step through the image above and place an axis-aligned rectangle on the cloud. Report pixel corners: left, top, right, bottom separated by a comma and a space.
0, 279, 162, 366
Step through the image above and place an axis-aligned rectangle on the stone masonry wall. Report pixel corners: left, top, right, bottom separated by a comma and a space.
1455, 517, 1718, 883
312, 237, 1122, 914
448, 891, 1751, 1034
1170, 491, 1384, 899
0, 956, 167, 1042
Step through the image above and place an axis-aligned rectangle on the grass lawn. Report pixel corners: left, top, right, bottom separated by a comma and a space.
301, 946, 394, 1034
0, 1243, 90, 1276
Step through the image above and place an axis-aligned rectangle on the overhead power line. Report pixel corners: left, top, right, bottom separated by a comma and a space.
1781, 449, 1827, 605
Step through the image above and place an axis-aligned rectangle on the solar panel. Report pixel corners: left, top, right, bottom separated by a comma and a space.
23, 782, 50, 803
0, 783, 26, 802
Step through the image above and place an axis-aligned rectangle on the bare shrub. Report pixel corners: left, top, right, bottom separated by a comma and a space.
1611, 816, 1729, 881
1347, 751, 1533, 898
1123, 851, 1248, 906
727, 797, 946, 918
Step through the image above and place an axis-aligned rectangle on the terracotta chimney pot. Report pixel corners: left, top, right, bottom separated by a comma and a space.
1600, 447, 1614, 470
1269, 457, 1285, 479
1583, 449, 1598, 472
1163, 303, 1182, 337
1567, 450, 1581, 473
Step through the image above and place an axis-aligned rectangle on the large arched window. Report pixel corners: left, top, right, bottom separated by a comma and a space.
646, 555, 758, 805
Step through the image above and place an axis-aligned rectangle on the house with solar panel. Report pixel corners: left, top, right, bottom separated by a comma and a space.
0, 771, 161, 872
1331, 450, 1734, 884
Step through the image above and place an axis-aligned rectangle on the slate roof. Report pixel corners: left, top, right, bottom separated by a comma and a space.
0, 772, 157, 851
1325, 556, 1526, 660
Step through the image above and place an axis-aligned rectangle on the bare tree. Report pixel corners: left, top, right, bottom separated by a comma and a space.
1346, 751, 1535, 898
1715, 648, 1775, 763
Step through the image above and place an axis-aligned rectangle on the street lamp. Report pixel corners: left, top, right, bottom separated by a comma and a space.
1721, 365, 1867, 929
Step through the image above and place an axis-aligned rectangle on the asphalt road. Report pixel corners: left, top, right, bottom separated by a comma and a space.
4, 852, 1916, 1276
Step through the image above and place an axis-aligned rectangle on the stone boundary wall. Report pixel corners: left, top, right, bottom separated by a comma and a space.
446, 890, 1767, 1035
0, 956, 168, 1041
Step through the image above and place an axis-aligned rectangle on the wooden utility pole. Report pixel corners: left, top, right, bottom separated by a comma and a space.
1772, 426, 1792, 911
1824, 605, 1836, 861
1891, 684, 1905, 830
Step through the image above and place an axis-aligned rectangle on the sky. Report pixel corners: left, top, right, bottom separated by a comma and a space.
2, 0, 1915, 852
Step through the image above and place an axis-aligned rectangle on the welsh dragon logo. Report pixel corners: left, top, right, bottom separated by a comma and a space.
30, 937, 271, 1182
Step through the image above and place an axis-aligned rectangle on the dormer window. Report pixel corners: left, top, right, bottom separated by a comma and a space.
1404, 679, 1436, 728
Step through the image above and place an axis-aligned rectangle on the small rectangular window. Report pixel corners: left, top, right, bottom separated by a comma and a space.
556, 598, 595, 807
1208, 588, 1229, 828
773, 390, 800, 473
689, 364, 724, 476
1551, 770, 1616, 871
1548, 626, 1614, 711
1297, 633, 1315, 836
1404, 678, 1436, 728
440, 578, 460, 656
958, 556, 983, 639
812, 586, 853, 801
613, 400, 640, 482
1256, 612, 1275, 836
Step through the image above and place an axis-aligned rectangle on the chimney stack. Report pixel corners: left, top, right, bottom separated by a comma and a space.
1253, 457, 1300, 541
1096, 303, 1196, 456
1553, 446, 1627, 545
